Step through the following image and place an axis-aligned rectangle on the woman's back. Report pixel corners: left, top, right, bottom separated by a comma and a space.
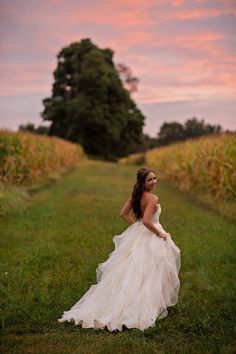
140, 192, 158, 218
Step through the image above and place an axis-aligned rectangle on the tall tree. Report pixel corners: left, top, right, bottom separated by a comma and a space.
41, 39, 145, 160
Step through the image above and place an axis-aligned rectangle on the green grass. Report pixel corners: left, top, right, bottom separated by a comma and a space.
1, 160, 235, 354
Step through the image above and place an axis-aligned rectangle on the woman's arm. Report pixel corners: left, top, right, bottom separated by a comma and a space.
120, 196, 135, 225
142, 195, 167, 241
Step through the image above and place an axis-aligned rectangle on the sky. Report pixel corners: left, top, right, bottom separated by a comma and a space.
0, 0, 236, 137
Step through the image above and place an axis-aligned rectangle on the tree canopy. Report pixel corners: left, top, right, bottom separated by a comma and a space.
41, 39, 145, 160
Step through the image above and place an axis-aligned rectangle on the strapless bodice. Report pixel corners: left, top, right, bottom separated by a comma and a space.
140, 204, 161, 224
152, 203, 161, 224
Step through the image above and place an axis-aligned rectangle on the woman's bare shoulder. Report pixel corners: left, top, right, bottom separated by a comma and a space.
143, 192, 159, 203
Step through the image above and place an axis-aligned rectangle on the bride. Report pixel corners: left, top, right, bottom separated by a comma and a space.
58, 167, 181, 331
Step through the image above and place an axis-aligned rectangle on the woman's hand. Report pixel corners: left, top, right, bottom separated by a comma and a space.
158, 232, 168, 241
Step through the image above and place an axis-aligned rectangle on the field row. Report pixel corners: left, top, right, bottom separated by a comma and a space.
0, 130, 84, 185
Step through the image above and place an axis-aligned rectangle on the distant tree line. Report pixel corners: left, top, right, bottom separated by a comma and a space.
19, 116, 225, 154
19, 123, 49, 135
157, 117, 222, 145
132, 117, 224, 153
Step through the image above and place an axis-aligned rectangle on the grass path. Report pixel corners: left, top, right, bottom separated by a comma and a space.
1, 160, 235, 354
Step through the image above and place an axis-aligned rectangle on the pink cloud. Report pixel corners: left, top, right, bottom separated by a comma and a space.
163, 7, 234, 21
0, 0, 235, 106
171, 0, 186, 7
0, 62, 54, 96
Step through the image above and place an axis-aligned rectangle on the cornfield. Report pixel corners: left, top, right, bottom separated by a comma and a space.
146, 133, 236, 200
120, 134, 236, 200
0, 130, 84, 185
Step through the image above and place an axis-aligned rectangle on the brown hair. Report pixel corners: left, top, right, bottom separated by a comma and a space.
131, 167, 154, 220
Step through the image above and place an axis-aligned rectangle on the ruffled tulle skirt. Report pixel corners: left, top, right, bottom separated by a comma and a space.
58, 220, 181, 331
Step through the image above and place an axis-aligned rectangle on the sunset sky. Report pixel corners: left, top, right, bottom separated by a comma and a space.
0, 0, 235, 136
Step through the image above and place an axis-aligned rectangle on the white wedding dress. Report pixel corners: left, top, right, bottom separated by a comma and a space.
58, 204, 181, 331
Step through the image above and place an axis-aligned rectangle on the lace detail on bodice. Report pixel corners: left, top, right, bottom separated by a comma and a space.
140, 204, 161, 223
152, 203, 161, 223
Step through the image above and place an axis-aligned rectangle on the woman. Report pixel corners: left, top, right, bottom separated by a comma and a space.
58, 167, 181, 331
